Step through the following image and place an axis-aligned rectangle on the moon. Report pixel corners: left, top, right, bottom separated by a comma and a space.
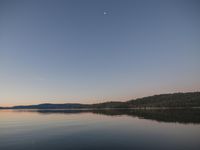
103, 11, 107, 15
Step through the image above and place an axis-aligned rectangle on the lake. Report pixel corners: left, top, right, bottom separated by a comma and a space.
0, 109, 200, 150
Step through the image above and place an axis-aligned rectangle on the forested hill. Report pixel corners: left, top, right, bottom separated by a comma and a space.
90, 92, 200, 108
0, 92, 200, 109
127, 92, 200, 108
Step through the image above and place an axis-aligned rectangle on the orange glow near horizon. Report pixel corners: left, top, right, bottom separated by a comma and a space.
1, 87, 199, 107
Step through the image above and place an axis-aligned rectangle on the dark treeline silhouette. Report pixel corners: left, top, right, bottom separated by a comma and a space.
0, 92, 200, 109
127, 92, 200, 108
91, 92, 200, 108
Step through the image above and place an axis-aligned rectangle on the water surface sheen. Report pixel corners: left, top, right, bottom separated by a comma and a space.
0, 109, 200, 150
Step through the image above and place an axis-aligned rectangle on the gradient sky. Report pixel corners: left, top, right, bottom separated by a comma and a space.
0, 0, 200, 106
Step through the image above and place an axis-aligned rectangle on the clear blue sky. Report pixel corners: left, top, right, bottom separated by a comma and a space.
0, 0, 200, 106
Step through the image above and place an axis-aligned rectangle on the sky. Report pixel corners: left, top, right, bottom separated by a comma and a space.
0, 0, 200, 106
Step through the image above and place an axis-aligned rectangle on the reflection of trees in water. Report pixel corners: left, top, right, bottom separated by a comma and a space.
92, 109, 200, 124
30, 108, 200, 124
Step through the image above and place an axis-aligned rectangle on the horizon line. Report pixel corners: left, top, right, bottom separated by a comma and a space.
1, 91, 199, 108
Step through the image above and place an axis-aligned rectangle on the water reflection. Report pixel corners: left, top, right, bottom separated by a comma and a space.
1, 109, 200, 150
14, 108, 200, 124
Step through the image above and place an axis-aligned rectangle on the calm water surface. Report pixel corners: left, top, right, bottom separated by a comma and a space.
0, 109, 200, 150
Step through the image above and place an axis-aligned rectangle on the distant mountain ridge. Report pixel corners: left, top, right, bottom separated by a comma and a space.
12, 103, 90, 109
0, 92, 200, 109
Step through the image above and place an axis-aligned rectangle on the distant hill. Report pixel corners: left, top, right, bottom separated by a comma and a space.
0, 92, 200, 109
12, 103, 89, 109
91, 102, 126, 108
